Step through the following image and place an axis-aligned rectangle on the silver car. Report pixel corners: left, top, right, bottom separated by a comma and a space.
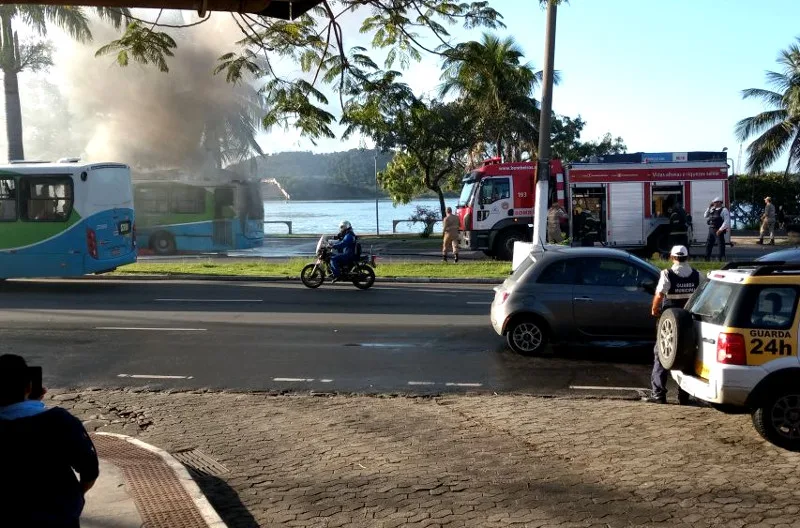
491, 247, 661, 354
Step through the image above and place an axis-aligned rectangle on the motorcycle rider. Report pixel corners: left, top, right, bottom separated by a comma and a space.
330, 220, 357, 281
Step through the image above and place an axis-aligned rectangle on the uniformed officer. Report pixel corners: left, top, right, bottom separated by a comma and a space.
643, 245, 701, 404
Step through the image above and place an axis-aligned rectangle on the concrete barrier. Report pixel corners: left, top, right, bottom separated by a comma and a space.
263, 220, 292, 234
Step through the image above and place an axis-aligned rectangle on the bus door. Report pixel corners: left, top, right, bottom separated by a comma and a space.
213, 187, 235, 247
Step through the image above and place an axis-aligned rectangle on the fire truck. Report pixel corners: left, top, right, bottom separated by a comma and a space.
457, 151, 730, 260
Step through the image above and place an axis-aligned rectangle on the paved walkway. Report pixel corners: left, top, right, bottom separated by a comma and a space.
49, 389, 800, 528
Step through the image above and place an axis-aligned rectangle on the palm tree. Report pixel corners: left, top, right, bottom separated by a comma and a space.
736, 38, 800, 175
439, 33, 547, 160
0, 5, 127, 161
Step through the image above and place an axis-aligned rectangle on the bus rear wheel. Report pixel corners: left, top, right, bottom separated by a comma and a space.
151, 232, 177, 256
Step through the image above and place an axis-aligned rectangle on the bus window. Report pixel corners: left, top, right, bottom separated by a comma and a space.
169, 185, 206, 214
0, 178, 16, 221
22, 177, 73, 222
135, 186, 169, 213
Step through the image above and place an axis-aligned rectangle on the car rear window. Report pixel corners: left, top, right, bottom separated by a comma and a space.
686, 280, 743, 326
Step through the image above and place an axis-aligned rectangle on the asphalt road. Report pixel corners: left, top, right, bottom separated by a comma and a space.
0, 279, 655, 397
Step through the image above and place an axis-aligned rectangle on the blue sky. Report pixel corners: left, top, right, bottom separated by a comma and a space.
262, 0, 799, 172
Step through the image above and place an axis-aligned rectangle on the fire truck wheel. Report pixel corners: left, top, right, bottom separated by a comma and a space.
656, 308, 696, 372
495, 231, 526, 261
506, 316, 549, 355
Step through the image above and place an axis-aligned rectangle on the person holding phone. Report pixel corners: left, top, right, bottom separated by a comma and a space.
0, 354, 99, 527
703, 197, 731, 261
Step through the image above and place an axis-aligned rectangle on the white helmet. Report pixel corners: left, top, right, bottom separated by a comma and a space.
339, 220, 352, 231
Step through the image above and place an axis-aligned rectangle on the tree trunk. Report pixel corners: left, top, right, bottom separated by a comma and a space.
436, 186, 446, 220
1, 14, 23, 161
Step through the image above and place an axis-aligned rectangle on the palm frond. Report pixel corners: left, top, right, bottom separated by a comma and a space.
735, 109, 787, 142
741, 87, 786, 108
744, 120, 794, 174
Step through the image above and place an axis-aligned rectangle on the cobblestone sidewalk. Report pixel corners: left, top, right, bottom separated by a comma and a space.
52, 390, 800, 528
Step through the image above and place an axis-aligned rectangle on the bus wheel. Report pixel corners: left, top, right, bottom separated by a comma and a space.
151, 232, 177, 255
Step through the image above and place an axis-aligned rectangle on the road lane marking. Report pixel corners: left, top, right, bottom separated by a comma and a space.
408, 381, 436, 386
570, 385, 649, 392
445, 382, 483, 387
273, 377, 315, 382
118, 374, 194, 379
96, 327, 207, 331
320, 379, 333, 383
466, 302, 492, 305
154, 299, 263, 302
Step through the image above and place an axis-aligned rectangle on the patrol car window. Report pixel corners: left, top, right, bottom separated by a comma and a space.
579, 258, 643, 288
537, 258, 579, 285
687, 281, 742, 326
747, 287, 797, 330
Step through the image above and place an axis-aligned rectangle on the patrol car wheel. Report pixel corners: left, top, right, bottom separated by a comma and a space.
506, 316, 548, 355
752, 390, 800, 452
656, 308, 696, 372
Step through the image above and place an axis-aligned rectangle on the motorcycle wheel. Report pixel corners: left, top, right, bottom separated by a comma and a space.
301, 264, 324, 289
352, 265, 376, 290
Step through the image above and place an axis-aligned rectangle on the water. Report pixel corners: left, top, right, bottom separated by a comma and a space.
262, 198, 448, 236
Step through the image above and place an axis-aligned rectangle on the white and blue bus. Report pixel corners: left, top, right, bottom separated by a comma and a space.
0, 161, 136, 280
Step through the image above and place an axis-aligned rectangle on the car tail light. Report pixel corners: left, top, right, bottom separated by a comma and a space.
717, 333, 746, 365
86, 228, 98, 259
499, 292, 510, 304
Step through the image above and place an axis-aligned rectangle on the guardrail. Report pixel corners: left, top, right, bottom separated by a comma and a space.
262, 220, 293, 234
392, 219, 441, 233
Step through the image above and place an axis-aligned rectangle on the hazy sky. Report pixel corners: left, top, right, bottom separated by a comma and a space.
253, 0, 800, 172
6, 1, 800, 172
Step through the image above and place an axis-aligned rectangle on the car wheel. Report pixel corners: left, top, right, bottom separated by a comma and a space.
657, 308, 696, 372
752, 389, 800, 452
506, 316, 548, 355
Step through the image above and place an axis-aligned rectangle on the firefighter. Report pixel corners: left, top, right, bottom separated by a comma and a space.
643, 245, 700, 404
667, 201, 689, 254
547, 203, 567, 243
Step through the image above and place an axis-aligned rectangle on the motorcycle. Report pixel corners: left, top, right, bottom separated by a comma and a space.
300, 235, 377, 290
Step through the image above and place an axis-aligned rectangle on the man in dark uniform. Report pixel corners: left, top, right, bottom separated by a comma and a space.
668, 201, 689, 251
704, 197, 730, 261
643, 245, 701, 404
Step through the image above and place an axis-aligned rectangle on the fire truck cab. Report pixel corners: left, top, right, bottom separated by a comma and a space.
457, 152, 730, 260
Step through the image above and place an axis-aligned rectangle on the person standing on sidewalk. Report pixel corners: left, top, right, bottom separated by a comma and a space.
643, 245, 700, 404
703, 197, 730, 261
758, 196, 776, 245
0, 354, 99, 527
442, 207, 460, 263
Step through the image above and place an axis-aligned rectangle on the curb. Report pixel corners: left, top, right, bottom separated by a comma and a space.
78, 274, 504, 285
95, 432, 227, 528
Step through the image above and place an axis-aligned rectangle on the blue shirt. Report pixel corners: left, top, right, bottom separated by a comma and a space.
332, 231, 357, 257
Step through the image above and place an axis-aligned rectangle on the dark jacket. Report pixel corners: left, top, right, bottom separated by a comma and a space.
0, 407, 99, 527
332, 230, 357, 258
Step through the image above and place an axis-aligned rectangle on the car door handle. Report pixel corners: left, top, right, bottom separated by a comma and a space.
574, 297, 593, 302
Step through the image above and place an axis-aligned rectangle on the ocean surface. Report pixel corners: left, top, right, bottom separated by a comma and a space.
262, 198, 448, 236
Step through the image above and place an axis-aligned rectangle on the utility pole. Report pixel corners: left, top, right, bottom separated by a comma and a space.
532, 0, 558, 247
375, 150, 380, 235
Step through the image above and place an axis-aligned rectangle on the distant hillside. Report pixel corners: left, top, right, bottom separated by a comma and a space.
230, 149, 394, 200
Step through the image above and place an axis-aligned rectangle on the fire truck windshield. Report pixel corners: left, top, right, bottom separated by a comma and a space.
458, 181, 476, 207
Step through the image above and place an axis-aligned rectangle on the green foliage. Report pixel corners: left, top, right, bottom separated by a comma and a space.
550, 115, 627, 161
736, 37, 800, 175
95, 21, 176, 72
730, 172, 800, 227
408, 205, 442, 237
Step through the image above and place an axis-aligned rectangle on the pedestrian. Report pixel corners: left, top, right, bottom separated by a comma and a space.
547, 203, 568, 244
703, 197, 731, 261
0, 354, 99, 527
643, 246, 700, 405
442, 207, 460, 263
758, 196, 776, 245
668, 201, 689, 251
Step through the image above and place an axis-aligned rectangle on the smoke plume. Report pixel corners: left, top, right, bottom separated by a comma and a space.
49, 11, 262, 171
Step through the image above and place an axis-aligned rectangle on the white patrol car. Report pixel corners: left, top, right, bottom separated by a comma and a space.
655, 261, 800, 451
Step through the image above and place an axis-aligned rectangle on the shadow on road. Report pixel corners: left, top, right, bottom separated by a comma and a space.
189, 473, 259, 528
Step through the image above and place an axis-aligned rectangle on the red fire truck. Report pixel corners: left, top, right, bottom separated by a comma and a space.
457, 152, 730, 260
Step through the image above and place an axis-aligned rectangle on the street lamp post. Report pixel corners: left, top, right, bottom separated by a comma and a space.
532, 0, 558, 247
374, 151, 380, 236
